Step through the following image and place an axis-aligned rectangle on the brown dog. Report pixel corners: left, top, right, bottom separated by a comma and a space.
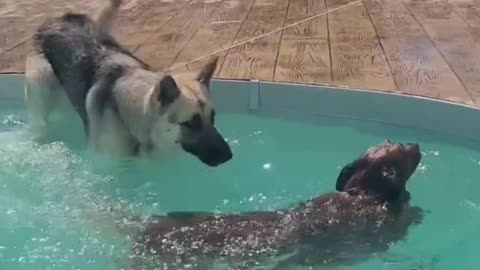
132, 142, 423, 269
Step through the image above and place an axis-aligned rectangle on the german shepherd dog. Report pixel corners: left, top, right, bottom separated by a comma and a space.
132, 142, 424, 269
25, 0, 232, 166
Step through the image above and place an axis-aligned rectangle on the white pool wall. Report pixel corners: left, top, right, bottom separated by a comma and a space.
2, 74, 480, 143
211, 79, 480, 143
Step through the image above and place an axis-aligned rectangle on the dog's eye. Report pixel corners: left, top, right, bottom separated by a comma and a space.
181, 114, 202, 131
383, 167, 397, 178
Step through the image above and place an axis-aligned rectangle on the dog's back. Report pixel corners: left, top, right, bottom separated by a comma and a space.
32, 12, 147, 128
135, 195, 422, 268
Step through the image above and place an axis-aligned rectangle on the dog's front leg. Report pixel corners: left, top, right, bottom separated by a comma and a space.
85, 66, 125, 152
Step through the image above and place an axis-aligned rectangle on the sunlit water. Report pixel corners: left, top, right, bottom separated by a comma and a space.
1, 108, 479, 270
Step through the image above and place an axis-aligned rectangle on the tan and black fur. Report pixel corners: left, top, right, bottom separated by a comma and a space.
25, 0, 232, 166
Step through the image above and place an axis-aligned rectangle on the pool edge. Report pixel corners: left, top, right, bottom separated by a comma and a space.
3, 74, 480, 145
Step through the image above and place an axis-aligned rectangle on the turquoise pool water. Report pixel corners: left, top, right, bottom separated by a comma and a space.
1, 108, 479, 270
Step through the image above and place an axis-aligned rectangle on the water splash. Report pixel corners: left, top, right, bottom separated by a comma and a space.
0, 130, 136, 269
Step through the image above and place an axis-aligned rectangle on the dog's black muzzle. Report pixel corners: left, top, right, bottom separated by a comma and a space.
180, 125, 232, 167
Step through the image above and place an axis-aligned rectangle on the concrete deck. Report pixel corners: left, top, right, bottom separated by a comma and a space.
1, 0, 480, 106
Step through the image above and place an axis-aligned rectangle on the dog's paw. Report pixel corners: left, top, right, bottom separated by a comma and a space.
407, 206, 425, 225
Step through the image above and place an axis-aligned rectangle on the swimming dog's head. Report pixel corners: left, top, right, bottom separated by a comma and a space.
335, 141, 421, 203
147, 57, 232, 167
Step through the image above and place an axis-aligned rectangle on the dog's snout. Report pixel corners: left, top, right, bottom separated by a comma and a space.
403, 143, 421, 178
212, 142, 233, 166
222, 143, 233, 161
180, 126, 233, 167
405, 143, 420, 152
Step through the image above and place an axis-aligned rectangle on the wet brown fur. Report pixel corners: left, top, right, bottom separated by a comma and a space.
133, 142, 424, 269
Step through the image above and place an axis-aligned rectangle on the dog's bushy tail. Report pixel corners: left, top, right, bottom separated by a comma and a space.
95, 0, 122, 35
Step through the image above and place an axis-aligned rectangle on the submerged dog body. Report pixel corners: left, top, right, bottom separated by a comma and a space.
25, 0, 232, 166
134, 142, 423, 269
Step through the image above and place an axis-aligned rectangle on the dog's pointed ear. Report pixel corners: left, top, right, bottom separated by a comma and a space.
197, 56, 219, 88
156, 75, 180, 107
336, 159, 361, 191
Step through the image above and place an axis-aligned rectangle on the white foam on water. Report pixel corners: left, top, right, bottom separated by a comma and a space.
0, 128, 135, 269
